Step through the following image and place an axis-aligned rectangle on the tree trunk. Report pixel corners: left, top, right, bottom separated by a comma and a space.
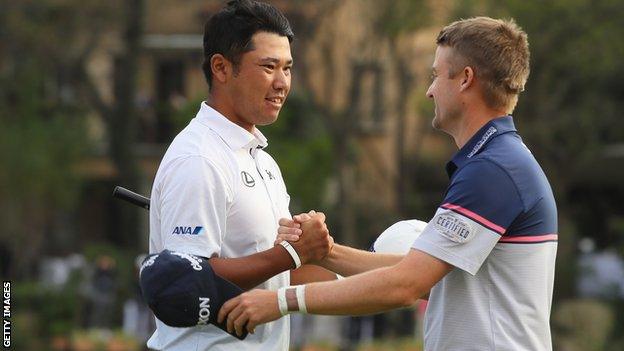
108, 0, 144, 249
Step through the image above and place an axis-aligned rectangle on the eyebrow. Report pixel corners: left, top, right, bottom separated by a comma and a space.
259, 57, 293, 65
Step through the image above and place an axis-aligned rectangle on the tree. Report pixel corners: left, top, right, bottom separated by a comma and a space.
287, 0, 444, 245
0, 0, 146, 275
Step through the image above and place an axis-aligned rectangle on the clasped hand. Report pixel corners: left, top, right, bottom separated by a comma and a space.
217, 211, 333, 336
278, 211, 334, 265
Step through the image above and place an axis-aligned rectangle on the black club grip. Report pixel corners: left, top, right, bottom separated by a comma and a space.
113, 186, 150, 210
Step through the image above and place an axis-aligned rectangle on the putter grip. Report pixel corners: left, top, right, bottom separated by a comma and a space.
113, 186, 150, 210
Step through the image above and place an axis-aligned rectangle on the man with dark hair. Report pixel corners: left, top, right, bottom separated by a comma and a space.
219, 17, 558, 351
148, 1, 333, 349
201, 0, 294, 88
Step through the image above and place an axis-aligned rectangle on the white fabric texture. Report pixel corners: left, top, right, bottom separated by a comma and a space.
148, 102, 291, 351
412, 209, 556, 350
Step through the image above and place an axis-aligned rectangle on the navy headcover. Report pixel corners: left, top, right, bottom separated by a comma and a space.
139, 250, 248, 340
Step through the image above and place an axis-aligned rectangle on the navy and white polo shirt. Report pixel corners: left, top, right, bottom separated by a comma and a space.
412, 116, 558, 351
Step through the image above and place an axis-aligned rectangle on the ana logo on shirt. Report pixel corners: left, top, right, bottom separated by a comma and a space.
172, 226, 204, 235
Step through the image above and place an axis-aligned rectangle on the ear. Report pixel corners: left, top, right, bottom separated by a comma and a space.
459, 66, 475, 92
210, 54, 231, 84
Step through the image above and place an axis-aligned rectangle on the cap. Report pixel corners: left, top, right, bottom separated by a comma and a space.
371, 220, 428, 254
139, 250, 248, 340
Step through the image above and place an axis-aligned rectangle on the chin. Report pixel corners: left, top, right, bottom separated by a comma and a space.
257, 115, 280, 126
432, 116, 442, 130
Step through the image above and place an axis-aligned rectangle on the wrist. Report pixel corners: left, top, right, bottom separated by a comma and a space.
316, 243, 339, 268
279, 241, 302, 269
277, 285, 307, 316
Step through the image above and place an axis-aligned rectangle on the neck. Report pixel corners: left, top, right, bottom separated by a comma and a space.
452, 105, 507, 148
206, 92, 254, 133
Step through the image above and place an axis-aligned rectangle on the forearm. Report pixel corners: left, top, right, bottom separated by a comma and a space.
320, 244, 403, 276
217, 250, 450, 334
290, 264, 337, 285
305, 251, 450, 315
209, 245, 294, 290
305, 265, 419, 315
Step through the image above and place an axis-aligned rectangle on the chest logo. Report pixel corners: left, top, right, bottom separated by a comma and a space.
265, 170, 275, 180
241, 171, 256, 187
434, 213, 474, 243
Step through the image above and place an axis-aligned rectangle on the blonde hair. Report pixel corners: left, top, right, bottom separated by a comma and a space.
437, 17, 530, 113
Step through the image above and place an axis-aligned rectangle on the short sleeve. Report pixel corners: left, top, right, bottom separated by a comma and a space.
412, 160, 523, 275
158, 155, 233, 258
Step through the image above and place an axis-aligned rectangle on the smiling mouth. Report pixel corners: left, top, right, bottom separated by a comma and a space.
266, 97, 284, 104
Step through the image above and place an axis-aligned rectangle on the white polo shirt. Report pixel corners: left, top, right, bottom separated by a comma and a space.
147, 102, 291, 351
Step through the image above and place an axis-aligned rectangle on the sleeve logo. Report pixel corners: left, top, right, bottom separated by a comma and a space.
172, 226, 204, 235
434, 213, 474, 243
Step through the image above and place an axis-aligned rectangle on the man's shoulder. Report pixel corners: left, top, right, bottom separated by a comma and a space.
467, 133, 542, 181
480, 132, 537, 166
464, 134, 554, 209
157, 125, 238, 182
170, 122, 232, 158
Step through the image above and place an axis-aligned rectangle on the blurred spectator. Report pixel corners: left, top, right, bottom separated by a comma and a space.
84, 255, 118, 328
577, 238, 624, 299
40, 254, 86, 289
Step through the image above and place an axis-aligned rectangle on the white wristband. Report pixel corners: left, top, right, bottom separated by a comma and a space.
278, 285, 308, 315
277, 287, 288, 316
295, 285, 307, 314
279, 241, 302, 269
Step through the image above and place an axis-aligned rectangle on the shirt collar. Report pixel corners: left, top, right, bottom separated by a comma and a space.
446, 115, 517, 177
195, 102, 268, 150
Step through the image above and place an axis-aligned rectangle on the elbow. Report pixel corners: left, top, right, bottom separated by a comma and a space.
393, 282, 424, 308
386, 268, 425, 308
397, 288, 420, 308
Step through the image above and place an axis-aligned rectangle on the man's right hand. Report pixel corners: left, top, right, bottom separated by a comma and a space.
274, 211, 315, 245
288, 212, 333, 265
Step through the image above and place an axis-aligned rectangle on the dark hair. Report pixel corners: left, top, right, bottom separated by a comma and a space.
202, 0, 294, 88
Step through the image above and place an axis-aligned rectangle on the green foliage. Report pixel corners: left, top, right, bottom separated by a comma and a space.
2, 0, 119, 64
375, 0, 432, 38
0, 0, 110, 276
12, 279, 81, 344
260, 93, 334, 213
170, 96, 206, 134
0, 73, 86, 207
0, 61, 89, 266
461, 0, 624, 178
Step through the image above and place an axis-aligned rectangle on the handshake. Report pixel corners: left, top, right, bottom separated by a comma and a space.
275, 211, 334, 267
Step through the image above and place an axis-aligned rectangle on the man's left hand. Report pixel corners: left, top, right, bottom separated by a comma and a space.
217, 289, 282, 336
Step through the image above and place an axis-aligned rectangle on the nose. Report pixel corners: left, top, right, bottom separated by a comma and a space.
273, 68, 290, 91
426, 83, 434, 99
